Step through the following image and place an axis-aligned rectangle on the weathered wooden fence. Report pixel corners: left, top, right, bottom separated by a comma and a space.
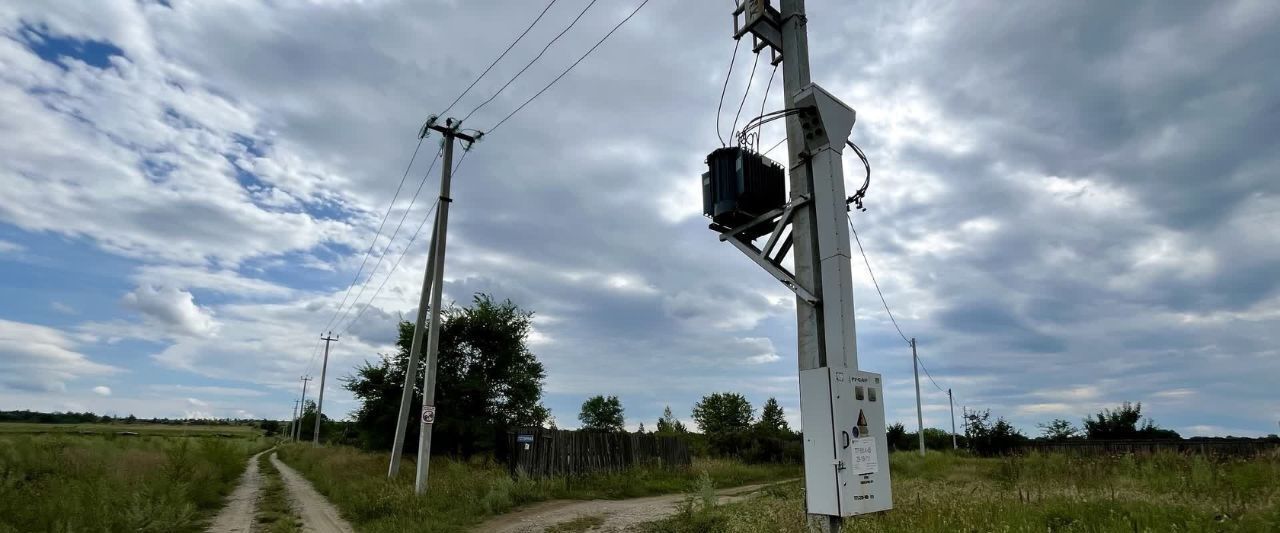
502, 427, 691, 478
1021, 439, 1279, 457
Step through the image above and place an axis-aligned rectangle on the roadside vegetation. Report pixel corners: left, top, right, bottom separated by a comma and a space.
0, 432, 266, 532
255, 452, 304, 533
275, 442, 798, 533
641, 450, 1280, 532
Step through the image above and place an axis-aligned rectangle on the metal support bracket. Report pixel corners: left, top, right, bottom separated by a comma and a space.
717, 195, 818, 304
732, 1, 783, 65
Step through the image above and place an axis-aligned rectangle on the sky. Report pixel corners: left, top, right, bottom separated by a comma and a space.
0, 0, 1277, 438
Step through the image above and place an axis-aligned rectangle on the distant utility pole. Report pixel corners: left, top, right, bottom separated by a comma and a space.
295, 376, 311, 441
912, 338, 924, 456
386, 117, 477, 494
313, 333, 338, 446
948, 388, 957, 450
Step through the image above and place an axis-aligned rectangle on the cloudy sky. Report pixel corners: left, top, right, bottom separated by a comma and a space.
1, 0, 1277, 437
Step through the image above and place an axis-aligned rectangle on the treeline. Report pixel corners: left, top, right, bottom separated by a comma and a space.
0, 409, 264, 427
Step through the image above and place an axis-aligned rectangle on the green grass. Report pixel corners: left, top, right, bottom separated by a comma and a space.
256, 452, 304, 533
275, 443, 799, 533
0, 433, 268, 533
0, 421, 262, 437
640, 450, 1280, 532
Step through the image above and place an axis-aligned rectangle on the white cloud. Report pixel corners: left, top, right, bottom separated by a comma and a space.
0, 239, 22, 254
92, 385, 112, 396
123, 285, 218, 337
0, 319, 119, 392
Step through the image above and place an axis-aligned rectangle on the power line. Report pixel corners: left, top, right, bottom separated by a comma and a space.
756, 63, 778, 152
847, 215, 909, 345
317, 139, 426, 336
916, 353, 946, 394
439, 0, 561, 117
488, 0, 651, 134
339, 148, 471, 336
331, 147, 444, 331
462, 0, 601, 123
715, 37, 742, 146
729, 51, 760, 145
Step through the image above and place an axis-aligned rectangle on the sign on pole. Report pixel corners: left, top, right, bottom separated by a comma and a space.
421, 405, 436, 424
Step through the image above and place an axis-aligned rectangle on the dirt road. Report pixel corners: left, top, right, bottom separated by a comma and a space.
475, 481, 789, 533
270, 452, 355, 533
207, 449, 268, 533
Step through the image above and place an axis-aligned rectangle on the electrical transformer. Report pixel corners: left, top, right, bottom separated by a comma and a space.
702, 147, 786, 238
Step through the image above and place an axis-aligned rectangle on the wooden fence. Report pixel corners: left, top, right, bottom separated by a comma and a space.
1021, 439, 1279, 457
501, 427, 691, 478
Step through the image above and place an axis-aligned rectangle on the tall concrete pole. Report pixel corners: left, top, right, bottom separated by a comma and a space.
948, 388, 957, 450
416, 129, 458, 494
289, 399, 300, 441
388, 197, 442, 477
295, 376, 311, 441
912, 338, 924, 456
313, 333, 338, 446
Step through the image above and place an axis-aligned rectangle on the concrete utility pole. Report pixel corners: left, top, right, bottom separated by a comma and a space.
295, 376, 311, 441
912, 338, 924, 456
387, 179, 444, 478
402, 117, 476, 494
313, 333, 338, 446
290, 399, 300, 441
948, 388, 957, 450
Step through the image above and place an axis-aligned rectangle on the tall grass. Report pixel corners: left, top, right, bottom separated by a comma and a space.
275, 443, 799, 533
642, 450, 1280, 532
0, 433, 266, 533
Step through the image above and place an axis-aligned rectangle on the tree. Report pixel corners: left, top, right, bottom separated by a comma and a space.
346, 294, 549, 455
755, 398, 791, 436
260, 419, 282, 437
656, 406, 687, 434
886, 422, 909, 450
1037, 418, 1079, 442
1083, 402, 1180, 440
964, 409, 1027, 455
692, 393, 754, 436
578, 395, 625, 432
637, 422, 646, 434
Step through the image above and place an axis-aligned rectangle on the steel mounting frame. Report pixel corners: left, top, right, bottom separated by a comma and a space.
717, 194, 817, 304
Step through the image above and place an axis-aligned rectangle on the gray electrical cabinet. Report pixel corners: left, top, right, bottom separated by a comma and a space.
800, 367, 893, 516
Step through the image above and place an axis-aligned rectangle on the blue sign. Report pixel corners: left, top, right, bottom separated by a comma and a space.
517, 434, 535, 443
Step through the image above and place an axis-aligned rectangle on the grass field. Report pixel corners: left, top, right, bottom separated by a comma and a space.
0, 421, 262, 436
276, 443, 800, 533
643, 450, 1280, 532
0, 431, 267, 532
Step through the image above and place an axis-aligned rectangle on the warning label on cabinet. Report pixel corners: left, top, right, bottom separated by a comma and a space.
851, 437, 878, 475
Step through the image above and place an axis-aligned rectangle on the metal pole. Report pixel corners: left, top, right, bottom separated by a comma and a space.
296, 376, 310, 441
948, 388, 957, 450
388, 207, 441, 477
416, 132, 457, 494
912, 338, 924, 456
313, 333, 338, 446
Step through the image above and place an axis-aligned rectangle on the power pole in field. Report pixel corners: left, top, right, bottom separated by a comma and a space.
948, 388, 957, 450
313, 333, 338, 446
912, 338, 924, 456
295, 376, 311, 441
387, 117, 477, 494
716, 2, 892, 529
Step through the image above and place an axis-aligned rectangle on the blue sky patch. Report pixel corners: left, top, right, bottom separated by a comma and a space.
20, 24, 125, 70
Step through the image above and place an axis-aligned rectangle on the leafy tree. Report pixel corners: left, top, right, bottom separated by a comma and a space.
964, 409, 1027, 455
886, 422, 909, 450
637, 422, 646, 434
346, 294, 549, 455
692, 393, 754, 436
1038, 418, 1079, 441
656, 406, 687, 434
1083, 402, 1180, 440
578, 395, 625, 432
260, 419, 282, 437
755, 398, 791, 436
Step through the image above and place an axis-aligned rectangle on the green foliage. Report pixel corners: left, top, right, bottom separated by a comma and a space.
964, 409, 1027, 456
656, 406, 687, 434
692, 393, 753, 436
644, 451, 1280, 532
578, 395, 625, 432
754, 398, 790, 436
346, 294, 549, 456
1084, 401, 1181, 440
255, 453, 303, 532
1038, 418, 1080, 442
273, 443, 798, 533
0, 433, 265, 532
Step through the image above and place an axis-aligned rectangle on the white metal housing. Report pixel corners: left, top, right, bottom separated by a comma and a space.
800, 367, 893, 516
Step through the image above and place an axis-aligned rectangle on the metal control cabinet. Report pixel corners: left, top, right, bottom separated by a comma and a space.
799, 368, 893, 516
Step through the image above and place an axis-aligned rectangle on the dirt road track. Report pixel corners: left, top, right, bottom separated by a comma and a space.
207, 449, 268, 533
270, 452, 355, 533
475, 481, 790, 533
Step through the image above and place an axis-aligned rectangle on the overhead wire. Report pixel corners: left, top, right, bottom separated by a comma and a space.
729, 51, 760, 147
462, 0, 601, 123
715, 37, 742, 147
488, 0, 651, 134
439, 0, 560, 117
755, 63, 778, 152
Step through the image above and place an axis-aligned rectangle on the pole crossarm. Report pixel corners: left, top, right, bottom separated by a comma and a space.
715, 195, 818, 304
